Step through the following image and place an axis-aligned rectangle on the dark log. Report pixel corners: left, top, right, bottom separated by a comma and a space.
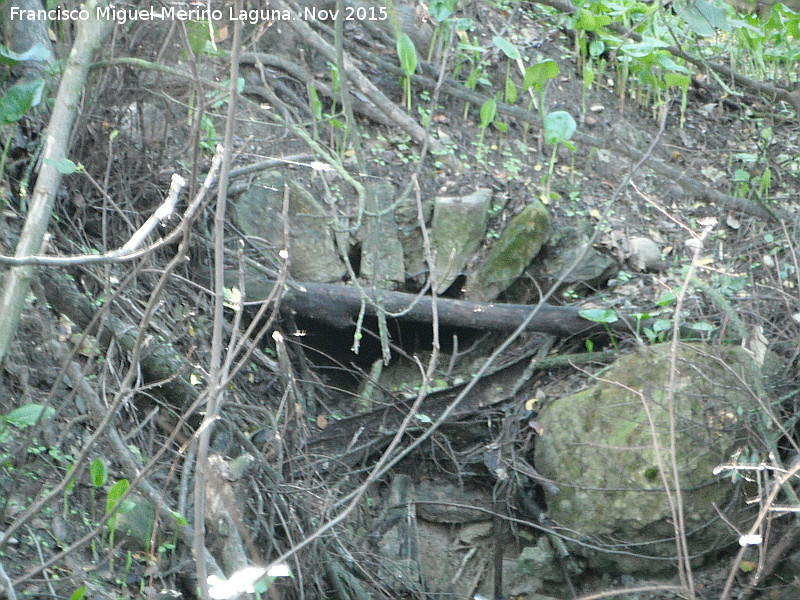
279, 280, 632, 339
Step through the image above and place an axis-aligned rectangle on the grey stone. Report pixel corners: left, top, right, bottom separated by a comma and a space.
233, 172, 345, 283
358, 182, 405, 287
430, 188, 492, 293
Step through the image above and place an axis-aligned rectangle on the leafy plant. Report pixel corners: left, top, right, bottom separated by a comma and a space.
541, 110, 577, 201
476, 97, 497, 160
106, 478, 131, 571
523, 58, 559, 119
397, 33, 418, 111
492, 36, 520, 104
579, 307, 619, 349
427, 0, 458, 61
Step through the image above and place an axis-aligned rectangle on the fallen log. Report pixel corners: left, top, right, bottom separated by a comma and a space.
270, 279, 634, 339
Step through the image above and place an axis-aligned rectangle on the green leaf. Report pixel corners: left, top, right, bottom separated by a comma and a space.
186, 19, 213, 56
583, 67, 595, 89
656, 54, 690, 74
479, 98, 497, 128
90, 458, 108, 488
620, 37, 669, 58
329, 63, 340, 93
171, 510, 189, 526
454, 18, 474, 32
673, 0, 730, 36
5, 404, 55, 428
505, 76, 518, 103
691, 322, 716, 332
655, 290, 677, 306
0, 78, 44, 124
465, 68, 482, 90
106, 479, 130, 517
396, 33, 418, 77
664, 72, 691, 89
579, 308, 619, 324
523, 59, 559, 92
308, 85, 322, 120
43, 157, 79, 174
429, 0, 456, 22
652, 318, 672, 332
589, 40, 605, 58
0, 42, 51, 66
576, 9, 612, 31
69, 587, 87, 600
415, 413, 433, 424
492, 36, 520, 60
543, 110, 577, 145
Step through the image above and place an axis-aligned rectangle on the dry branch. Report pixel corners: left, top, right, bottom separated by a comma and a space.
0, 0, 114, 364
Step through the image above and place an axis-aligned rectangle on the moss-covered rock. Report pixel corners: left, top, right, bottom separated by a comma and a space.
465, 200, 551, 301
534, 343, 764, 574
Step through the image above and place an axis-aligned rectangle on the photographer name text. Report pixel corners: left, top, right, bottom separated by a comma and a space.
10, 5, 388, 24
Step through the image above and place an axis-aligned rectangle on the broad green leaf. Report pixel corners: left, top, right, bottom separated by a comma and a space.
655, 290, 677, 306
576, 10, 612, 31
492, 36, 520, 60
523, 59, 559, 92
479, 98, 496, 128
652, 319, 672, 332
106, 479, 130, 526
43, 157, 79, 174
579, 308, 619, 324
171, 510, 190, 526
691, 322, 716, 332
664, 72, 691, 89
308, 85, 322, 120
0, 78, 44, 124
620, 37, 669, 57
396, 33, 418, 76
429, 0, 455, 22
589, 40, 606, 58
465, 68, 482, 90
674, 0, 729, 36
656, 54, 690, 74
0, 42, 51, 66
90, 458, 108, 488
69, 587, 87, 600
505, 77, 518, 103
454, 18, 474, 32
583, 67, 595, 89
186, 19, 213, 56
543, 110, 577, 145
5, 404, 54, 428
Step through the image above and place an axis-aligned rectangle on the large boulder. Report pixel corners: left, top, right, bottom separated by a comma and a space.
534, 343, 764, 574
